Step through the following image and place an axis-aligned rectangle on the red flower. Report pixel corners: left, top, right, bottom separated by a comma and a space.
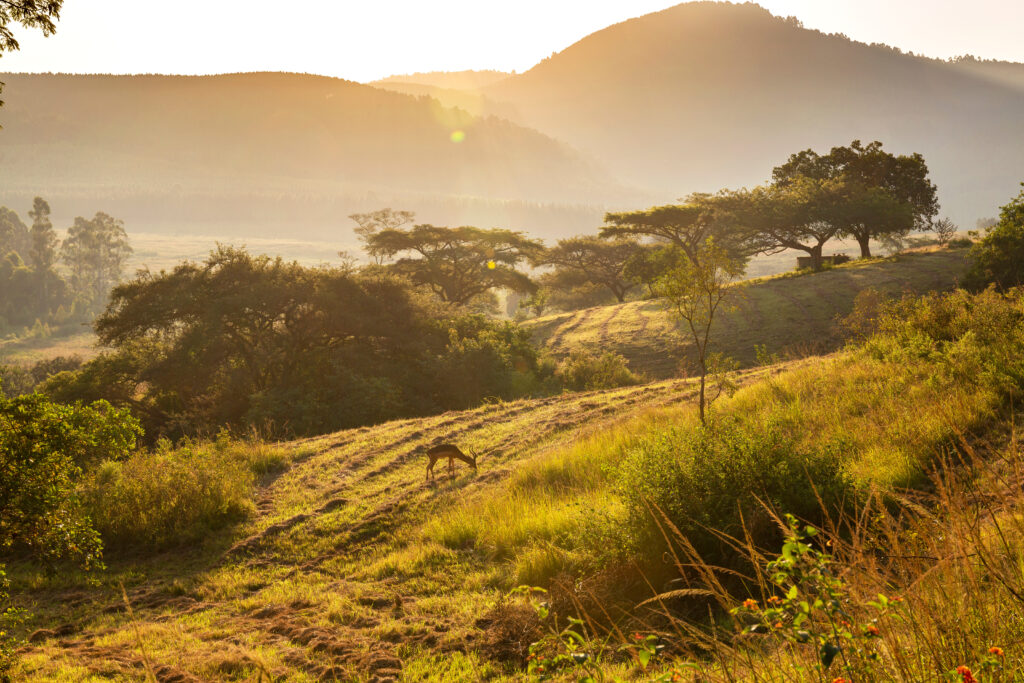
742, 599, 758, 610
832, 678, 848, 683
864, 624, 880, 637
989, 646, 1005, 657
957, 665, 978, 683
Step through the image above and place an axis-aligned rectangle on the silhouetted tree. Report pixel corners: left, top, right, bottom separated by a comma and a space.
27, 196, 56, 272
602, 193, 750, 268
933, 217, 958, 246
60, 212, 132, 309
348, 209, 415, 264
772, 140, 938, 257
0, 206, 28, 257
538, 236, 643, 302
366, 224, 541, 306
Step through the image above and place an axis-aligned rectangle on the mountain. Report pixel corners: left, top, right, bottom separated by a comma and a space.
371, 69, 512, 90
484, 1, 1024, 225
0, 72, 633, 241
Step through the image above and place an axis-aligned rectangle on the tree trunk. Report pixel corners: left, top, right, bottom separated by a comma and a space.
698, 365, 707, 425
855, 231, 872, 258
809, 244, 824, 272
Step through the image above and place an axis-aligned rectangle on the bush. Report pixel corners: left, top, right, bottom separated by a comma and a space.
614, 416, 854, 565
963, 183, 1024, 291
556, 349, 640, 391
82, 437, 283, 549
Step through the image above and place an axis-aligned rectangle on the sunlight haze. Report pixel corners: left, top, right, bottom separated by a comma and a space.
0, 0, 1022, 81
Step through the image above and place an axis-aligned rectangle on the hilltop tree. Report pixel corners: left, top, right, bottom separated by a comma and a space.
366, 224, 541, 306
933, 217, 958, 246
602, 193, 750, 268
60, 212, 133, 309
348, 209, 415, 265
772, 140, 938, 258
539, 236, 643, 303
725, 177, 847, 272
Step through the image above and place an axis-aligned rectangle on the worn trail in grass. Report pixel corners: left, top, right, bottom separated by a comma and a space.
13, 361, 805, 682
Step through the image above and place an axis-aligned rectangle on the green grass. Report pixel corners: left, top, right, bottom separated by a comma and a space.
526, 246, 970, 378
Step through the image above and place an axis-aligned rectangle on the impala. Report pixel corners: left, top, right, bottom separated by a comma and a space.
425, 443, 478, 481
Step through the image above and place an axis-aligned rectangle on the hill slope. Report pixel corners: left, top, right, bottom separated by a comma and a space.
0, 72, 629, 239
10, 367, 800, 680
527, 247, 969, 378
485, 1, 1024, 224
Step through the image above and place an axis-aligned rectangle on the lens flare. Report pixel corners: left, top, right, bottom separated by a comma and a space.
450, 130, 466, 143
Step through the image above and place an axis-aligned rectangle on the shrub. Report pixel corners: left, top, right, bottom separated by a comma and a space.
556, 349, 640, 391
614, 416, 854, 565
82, 438, 277, 549
963, 183, 1024, 291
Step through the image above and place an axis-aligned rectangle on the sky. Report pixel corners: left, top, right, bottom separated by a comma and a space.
1, 1, 1023, 83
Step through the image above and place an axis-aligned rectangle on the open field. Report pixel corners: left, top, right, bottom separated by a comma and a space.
0, 330, 100, 364
526, 246, 970, 378
9, 361, 808, 682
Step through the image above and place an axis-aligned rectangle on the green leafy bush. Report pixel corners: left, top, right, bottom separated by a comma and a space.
83, 437, 273, 550
615, 417, 854, 564
963, 183, 1024, 291
556, 349, 640, 391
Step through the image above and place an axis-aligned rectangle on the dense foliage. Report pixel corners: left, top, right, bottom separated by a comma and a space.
963, 183, 1024, 291
0, 199, 130, 335
46, 247, 553, 439
0, 392, 139, 564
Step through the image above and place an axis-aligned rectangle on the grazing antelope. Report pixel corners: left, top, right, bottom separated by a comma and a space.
425, 444, 478, 481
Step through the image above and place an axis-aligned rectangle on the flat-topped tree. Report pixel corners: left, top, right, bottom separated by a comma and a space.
366, 224, 541, 306
348, 209, 415, 265
727, 177, 847, 272
772, 140, 938, 258
538, 236, 643, 303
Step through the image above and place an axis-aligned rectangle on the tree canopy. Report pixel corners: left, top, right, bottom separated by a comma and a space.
963, 183, 1024, 291
771, 140, 938, 257
366, 224, 541, 306
0, 0, 63, 107
49, 246, 552, 438
602, 194, 750, 268
538, 236, 643, 303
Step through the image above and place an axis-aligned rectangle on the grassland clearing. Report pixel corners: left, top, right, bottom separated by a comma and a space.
527, 246, 969, 378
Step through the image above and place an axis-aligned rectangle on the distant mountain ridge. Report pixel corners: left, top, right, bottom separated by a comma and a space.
371, 70, 512, 90
0, 72, 633, 240
482, 1, 1024, 224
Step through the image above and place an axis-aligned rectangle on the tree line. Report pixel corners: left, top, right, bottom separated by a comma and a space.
0, 198, 132, 334
346, 141, 942, 319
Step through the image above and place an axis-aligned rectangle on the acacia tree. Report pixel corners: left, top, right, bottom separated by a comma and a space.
539, 236, 643, 303
348, 209, 415, 265
933, 217, 958, 246
772, 140, 938, 257
725, 177, 847, 272
602, 193, 750, 268
60, 212, 133, 309
366, 224, 541, 306
653, 241, 744, 424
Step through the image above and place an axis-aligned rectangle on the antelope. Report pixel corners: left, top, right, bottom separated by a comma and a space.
425, 443, 478, 481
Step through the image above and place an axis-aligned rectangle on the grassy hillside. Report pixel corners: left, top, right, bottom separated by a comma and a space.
9, 364, 801, 681
527, 247, 969, 378
12, 280, 1024, 680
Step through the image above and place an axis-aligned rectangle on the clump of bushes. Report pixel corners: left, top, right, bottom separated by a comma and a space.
83, 435, 294, 550
614, 416, 854, 565
556, 349, 640, 391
